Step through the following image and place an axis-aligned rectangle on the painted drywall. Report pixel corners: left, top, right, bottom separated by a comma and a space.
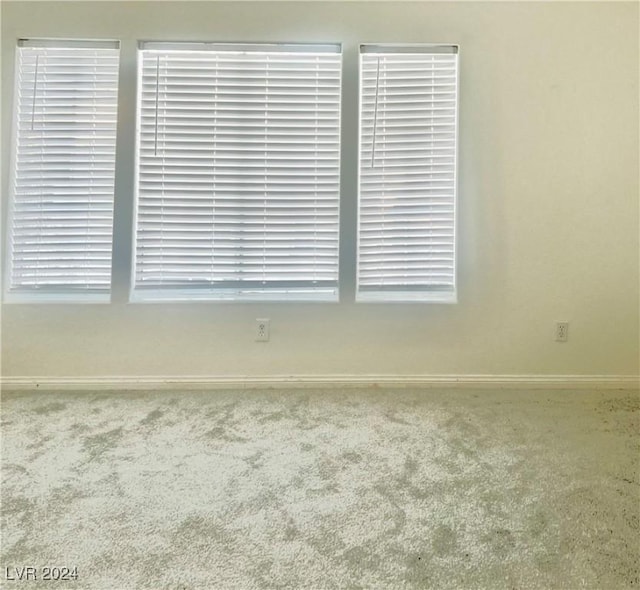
1, 1, 638, 379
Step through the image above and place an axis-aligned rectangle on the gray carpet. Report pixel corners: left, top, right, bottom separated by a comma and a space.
1, 388, 638, 589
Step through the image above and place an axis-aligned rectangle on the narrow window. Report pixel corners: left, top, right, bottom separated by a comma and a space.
357, 45, 458, 302
132, 42, 342, 302
6, 39, 120, 302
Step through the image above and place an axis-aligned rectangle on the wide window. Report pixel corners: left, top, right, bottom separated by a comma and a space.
357, 45, 458, 302
5, 39, 120, 303
131, 42, 342, 302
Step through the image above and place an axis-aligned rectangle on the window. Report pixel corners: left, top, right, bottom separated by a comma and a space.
5, 39, 120, 302
5, 40, 461, 305
357, 45, 458, 302
131, 42, 342, 302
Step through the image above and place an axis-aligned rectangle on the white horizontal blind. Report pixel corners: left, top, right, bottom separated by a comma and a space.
6, 40, 120, 302
132, 43, 342, 301
357, 45, 458, 302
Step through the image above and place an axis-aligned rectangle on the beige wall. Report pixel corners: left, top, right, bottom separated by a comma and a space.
1, 1, 639, 380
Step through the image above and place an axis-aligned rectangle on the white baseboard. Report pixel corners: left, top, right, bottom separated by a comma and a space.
1, 374, 638, 391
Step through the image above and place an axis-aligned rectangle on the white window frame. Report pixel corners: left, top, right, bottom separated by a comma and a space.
4, 38, 120, 303
130, 41, 342, 303
356, 44, 459, 303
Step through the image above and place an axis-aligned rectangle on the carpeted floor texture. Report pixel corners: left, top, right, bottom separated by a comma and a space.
1, 387, 638, 590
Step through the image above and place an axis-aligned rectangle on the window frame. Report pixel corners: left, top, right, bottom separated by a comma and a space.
4, 38, 121, 304
129, 41, 343, 303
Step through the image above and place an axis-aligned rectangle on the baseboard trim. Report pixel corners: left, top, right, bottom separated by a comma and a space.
2, 374, 638, 391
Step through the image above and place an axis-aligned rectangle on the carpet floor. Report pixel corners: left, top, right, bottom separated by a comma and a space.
1, 387, 638, 590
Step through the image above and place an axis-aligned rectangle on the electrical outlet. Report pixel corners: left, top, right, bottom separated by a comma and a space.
256, 318, 270, 342
555, 321, 569, 342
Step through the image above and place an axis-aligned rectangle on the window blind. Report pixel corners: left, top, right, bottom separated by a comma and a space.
6, 39, 120, 302
132, 42, 342, 302
357, 45, 458, 302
